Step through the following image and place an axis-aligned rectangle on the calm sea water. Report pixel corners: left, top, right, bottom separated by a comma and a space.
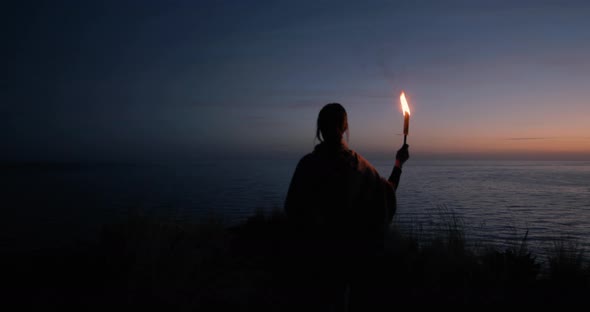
382, 160, 590, 256
2, 159, 590, 259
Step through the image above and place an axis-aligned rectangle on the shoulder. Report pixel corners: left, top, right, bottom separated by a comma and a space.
348, 149, 379, 176
297, 152, 315, 166
349, 150, 394, 190
293, 152, 317, 174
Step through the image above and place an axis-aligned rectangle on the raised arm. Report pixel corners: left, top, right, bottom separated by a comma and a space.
384, 144, 409, 225
388, 144, 409, 191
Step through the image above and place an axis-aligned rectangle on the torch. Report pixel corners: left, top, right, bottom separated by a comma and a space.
400, 91, 411, 145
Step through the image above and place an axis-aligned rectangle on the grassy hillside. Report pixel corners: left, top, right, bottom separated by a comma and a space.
3, 208, 589, 309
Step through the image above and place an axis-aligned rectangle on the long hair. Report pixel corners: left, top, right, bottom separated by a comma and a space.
315, 103, 349, 143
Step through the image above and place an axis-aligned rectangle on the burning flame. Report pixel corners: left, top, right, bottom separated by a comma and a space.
400, 91, 411, 116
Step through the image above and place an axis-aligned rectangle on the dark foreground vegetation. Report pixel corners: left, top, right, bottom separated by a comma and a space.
3, 209, 589, 310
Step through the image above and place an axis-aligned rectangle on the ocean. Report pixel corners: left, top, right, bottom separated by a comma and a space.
2, 159, 590, 259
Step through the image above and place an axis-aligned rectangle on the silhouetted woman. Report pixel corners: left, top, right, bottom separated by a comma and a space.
284, 103, 409, 311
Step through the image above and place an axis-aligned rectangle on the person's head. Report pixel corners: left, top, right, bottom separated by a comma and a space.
316, 103, 348, 143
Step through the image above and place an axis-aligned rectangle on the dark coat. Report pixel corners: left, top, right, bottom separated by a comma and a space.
285, 141, 397, 255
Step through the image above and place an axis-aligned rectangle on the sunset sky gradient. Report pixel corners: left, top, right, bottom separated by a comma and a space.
3, 0, 590, 161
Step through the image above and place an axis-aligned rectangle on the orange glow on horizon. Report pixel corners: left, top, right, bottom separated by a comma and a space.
411, 136, 590, 156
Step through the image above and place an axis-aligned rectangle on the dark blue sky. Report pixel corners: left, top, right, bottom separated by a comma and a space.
3, 0, 590, 162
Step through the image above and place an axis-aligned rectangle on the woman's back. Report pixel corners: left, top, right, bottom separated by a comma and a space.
285, 141, 395, 251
